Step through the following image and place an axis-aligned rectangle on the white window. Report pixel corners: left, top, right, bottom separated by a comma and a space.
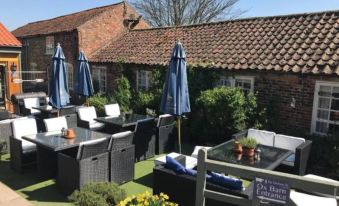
311, 81, 339, 135
66, 63, 73, 91
92, 66, 107, 94
137, 70, 151, 91
218, 76, 254, 94
45, 36, 54, 55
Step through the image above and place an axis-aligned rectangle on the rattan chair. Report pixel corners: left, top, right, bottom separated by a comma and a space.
133, 119, 155, 162
156, 114, 175, 154
57, 137, 110, 195
104, 103, 120, 117
10, 118, 37, 173
77, 106, 105, 131
109, 131, 135, 184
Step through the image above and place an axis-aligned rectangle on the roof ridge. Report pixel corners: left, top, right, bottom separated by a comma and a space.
130, 9, 339, 32
23, 1, 124, 27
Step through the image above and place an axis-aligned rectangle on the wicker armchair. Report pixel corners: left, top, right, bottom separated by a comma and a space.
109, 131, 135, 184
10, 118, 38, 173
133, 119, 155, 162
104, 104, 120, 117
0, 119, 13, 153
77, 106, 105, 131
57, 137, 110, 195
156, 114, 175, 154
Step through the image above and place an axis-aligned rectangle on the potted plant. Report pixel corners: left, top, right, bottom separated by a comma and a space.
238, 137, 258, 157
233, 140, 243, 153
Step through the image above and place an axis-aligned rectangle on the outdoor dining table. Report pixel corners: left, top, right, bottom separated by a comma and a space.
22, 127, 110, 178
95, 113, 154, 131
33, 105, 59, 117
207, 139, 292, 170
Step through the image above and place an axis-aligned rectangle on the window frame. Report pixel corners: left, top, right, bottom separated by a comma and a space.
218, 75, 255, 93
311, 81, 339, 135
136, 70, 151, 91
45, 36, 55, 55
92, 66, 107, 94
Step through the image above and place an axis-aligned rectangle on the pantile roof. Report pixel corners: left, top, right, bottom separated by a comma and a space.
0, 23, 21, 47
90, 10, 339, 75
12, 2, 124, 37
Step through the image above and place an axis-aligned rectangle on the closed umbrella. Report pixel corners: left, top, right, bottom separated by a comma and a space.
49, 43, 70, 110
160, 41, 190, 153
74, 51, 94, 105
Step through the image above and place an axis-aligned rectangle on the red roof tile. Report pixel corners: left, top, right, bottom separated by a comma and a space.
90, 10, 339, 75
12, 2, 124, 37
0, 23, 21, 47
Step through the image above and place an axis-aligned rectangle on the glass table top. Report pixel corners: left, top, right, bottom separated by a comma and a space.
95, 113, 154, 127
207, 139, 292, 170
23, 127, 110, 151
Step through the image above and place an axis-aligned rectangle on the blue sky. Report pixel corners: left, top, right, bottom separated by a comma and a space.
1, 0, 339, 31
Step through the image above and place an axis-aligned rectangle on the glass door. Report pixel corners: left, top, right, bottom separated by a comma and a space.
0, 64, 5, 108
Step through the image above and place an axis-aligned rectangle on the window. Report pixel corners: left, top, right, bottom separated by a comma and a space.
311, 81, 339, 135
218, 76, 254, 94
137, 70, 151, 91
66, 63, 73, 91
45, 36, 54, 55
92, 66, 107, 93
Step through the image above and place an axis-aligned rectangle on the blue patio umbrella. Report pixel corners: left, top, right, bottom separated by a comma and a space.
160, 41, 190, 153
74, 51, 94, 100
49, 43, 70, 109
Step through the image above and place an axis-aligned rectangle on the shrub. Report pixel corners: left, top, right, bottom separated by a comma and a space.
117, 191, 178, 206
112, 75, 132, 112
88, 94, 108, 116
192, 87, 265, 143
69, 182, 127, 206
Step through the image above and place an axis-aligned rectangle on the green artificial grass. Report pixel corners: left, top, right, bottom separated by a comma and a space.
0, 154, 159, 206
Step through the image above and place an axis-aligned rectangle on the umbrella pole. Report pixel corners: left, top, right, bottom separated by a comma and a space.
178, 116, 182, 154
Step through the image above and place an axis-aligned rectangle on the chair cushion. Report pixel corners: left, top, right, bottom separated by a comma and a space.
21, 140, 37, 154
209, 172, 243, 190
78, 106, 97, 122
104, 104, 120, 117
165, 156, 186, 174
43, 116, 68, 132
290, 190, 337, 206
157, 114, 173, 127
191, 146, 212, 158
23, 98, 41, 114
247, 129, 275, 146
274, 134, 305, 152
89, 122, 105, 130
12, 118, 38, 141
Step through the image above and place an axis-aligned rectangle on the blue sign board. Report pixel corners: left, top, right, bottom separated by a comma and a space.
253, 177, 290, 205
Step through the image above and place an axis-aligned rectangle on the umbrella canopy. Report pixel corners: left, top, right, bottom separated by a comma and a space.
49, 43, 70, 109
160, 41, 190, 153
74, 51, 94, 97
160, 41, 190, 115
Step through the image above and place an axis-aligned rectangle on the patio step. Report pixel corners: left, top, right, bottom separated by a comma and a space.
0, 182, 33, 206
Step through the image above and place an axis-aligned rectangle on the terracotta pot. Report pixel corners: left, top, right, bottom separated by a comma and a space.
234, 141, 243, 153
65, 129, 76, 139
243, 147, 255, 157
234, 153, 242, 161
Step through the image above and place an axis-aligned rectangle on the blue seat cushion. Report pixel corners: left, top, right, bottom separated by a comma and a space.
285, 154, 295, 163
165, 156, 186, 174
209, 172, 243, 190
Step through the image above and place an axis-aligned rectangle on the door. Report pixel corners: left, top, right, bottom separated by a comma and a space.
0, 64, 6, 108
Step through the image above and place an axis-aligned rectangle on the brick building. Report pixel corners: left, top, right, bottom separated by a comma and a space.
89, 10, 339, 136
12, 2, 149, 94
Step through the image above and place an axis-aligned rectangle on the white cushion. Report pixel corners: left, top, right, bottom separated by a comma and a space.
43, 116, 68, 132
78, 106, 97, 122
290, 190, 337, 206
191, 146, 212, 158
12, 118, 38, 153
89, 122, 105, 130
112, 131, 132, 139
247, 129, 275, 146
155, 152, 197, 169
274, 134, 305, 152
104, 104, 120, 117
157, 114, 172, 127
23, 98, 41, 114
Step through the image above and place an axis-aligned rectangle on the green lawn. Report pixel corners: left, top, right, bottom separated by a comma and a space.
0, 154, 159, 206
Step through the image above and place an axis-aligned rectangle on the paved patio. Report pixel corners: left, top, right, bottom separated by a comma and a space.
0, 182, 32, 206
